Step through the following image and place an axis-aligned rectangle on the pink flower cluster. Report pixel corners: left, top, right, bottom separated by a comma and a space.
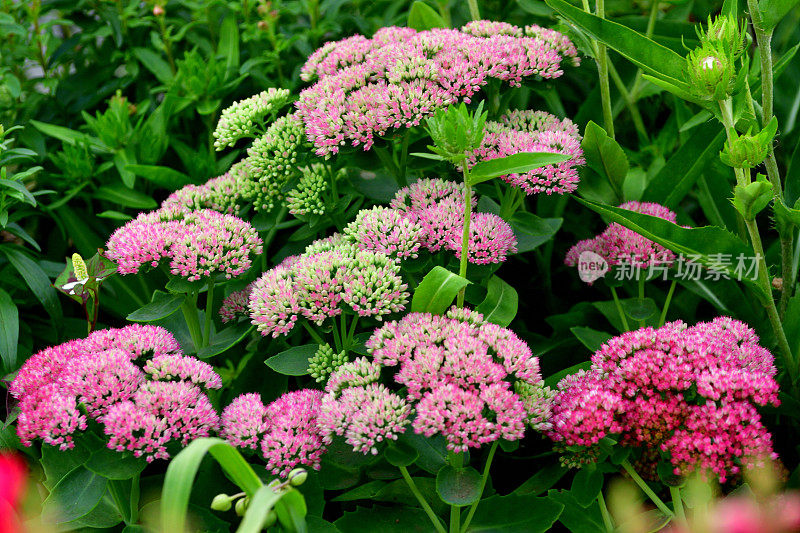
220, 390, 326, 477
10, 325, 221, 462
161, 171, 243, 216
320, 307, 552, 454
565, 201, 678, 273
467, 110, 585, 195
548, 317, 780, 482
296, 22, 577, 157
389, 178, 518, 264
219, 283, 254, 323
249, 242, 408, 337
105, 207, 263, 281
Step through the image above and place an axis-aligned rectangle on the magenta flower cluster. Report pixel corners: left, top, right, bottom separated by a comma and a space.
320, 306, 552, 454
220, 390, 326, 477
565, 201, 678, 273
249, 241, 408, 337
468, 110, 585, 195
10, 325, 221, 462
547, 317, 780, 482
388, 178, 518, 264
296, 22, 577, 157
105, 206, 263, 281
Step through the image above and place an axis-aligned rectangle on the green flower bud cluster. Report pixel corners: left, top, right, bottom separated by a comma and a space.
242, 113, 309, 211
720, 117, 778, 169
424, 101, 487, 164
286, 165, 329, 216
214, 88, 291, 150
308, 343, 348, 383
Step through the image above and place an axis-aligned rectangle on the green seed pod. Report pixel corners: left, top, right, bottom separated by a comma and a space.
210, 494, 232, 512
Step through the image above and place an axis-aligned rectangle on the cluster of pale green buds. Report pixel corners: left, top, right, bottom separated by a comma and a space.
210, 468, 307, 520
687, 15, 747, 102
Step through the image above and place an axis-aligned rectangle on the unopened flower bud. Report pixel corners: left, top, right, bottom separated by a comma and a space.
235, 497, 248, 516
720, 118, 777, 169
773, 277, 784, 291
288, 468, 308, 486
257, 20, 269, 30
153, 4, 165, 16
687, 43, 736, 101
699, 15, 746, 58
211, 493, 232, 512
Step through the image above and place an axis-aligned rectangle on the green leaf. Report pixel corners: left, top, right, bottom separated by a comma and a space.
2, 248, 62, 322
265, 344, 317, 375
642, 121, 726, 207
384, 440, 419, 467
161, 438, 263, 533
132, 47, 174, 85
85, 448, 146, 480
95, 184, 158, 209
196, 323, 254, 359
759, 0, 800, 30
125, 164, 192, 189
41, 443, 90, 490
42, 466, 108, 524
548, 490, 607, 533
0, 179, 36, 206
332, 481, 388, 502
475, 276, 518, 326
336, 506, 439, 533
621, 298, 658, 320
0, 288, 18, 371
569, 326, 611, 353
126, 291, 185, 322
510, 213, 563, 253
407, 1, 448, 30
545, 0, 688, 83
30, 120, 111, 153
411, 266, 469, 315
436, 465, 482, 506
97, 210, 133, 221
782, 292, 800, 359
469, 152, 570, 185
401, 433, 448, 474
465, 494, 563, 532
570, 468, 604, 507
514, 464, 569, 496
238, 485, 283, 533
574, 197, 765, 299
581, 121, 629, 199
218, 15, 240, 78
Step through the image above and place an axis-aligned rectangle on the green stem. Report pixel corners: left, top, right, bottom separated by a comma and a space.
658, 279, 677, 327
202, 279, 215, 348
375, 144, 406, 186
130, 473, 140, 523
597, 491, 614, 532
457, 165, 473, 308
399, 130, 411, 185
629, 0, 659, 100
450, 505, 460, 533
181, 292, 203, 352
260, 205, 289, 271
109, 479, 131, 524
595, 0, 615, 139
460, 441, 499, 533
467, 0, 480, 20
670, 486, 686, 525
340, 313, 348, 350
607, 61, 648, 144
302, 321, 328, 347
637, 274, 646, 328
620, 460, 674, 518
399, 466, 446, 533
332, 319, 343, 352
719, 99, 798, 383
610, 286, 630, 331
346, 315, 360, 347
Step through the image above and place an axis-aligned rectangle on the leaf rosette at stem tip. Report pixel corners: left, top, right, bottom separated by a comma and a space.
423, 101, 487, 164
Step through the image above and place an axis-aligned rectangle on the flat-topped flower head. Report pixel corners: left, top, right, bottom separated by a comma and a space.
319, 308, 552, 453
261, 389, 326, 477
471, 116, 585, 195
105, 207, 262, 281
11, 325, 221, 461
548, 318, 780, 482
214, 88, 291, 149
220, 393, 270, 450
565, 201, 678, 275
295, 24, 577, 157
524, 24, 581, 67
449, 212, 517, 264
343, 206, 423, 260
161, 171, 243, 215
390, 178, 472, 219
249, 242, 410, 337
319, 383, 411, 455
